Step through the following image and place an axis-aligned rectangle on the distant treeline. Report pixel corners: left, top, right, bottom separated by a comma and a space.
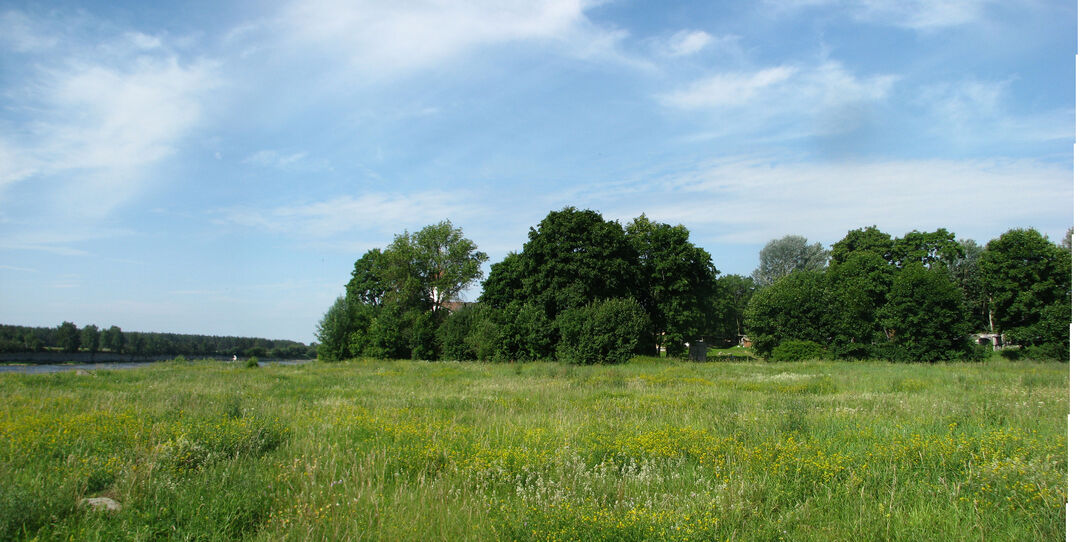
0, 323, 316, 359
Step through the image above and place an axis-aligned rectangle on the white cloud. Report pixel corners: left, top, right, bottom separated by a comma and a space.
661, 66, 797, 108
0, 10, 60, 51
279, 0, 643, 77
590, 156, 1072, 245
243, 149, 330, 171
765, 0, 997, 30
665, 30, 715, 57
0, 12, 221, 218
659, 61, 897, 140
217, 191, 481, 239
918, 78, 1074, 145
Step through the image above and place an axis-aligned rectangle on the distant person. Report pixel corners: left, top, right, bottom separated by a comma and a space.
232, 354, 237, 362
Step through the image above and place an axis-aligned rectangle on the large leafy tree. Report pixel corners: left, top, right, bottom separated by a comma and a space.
478, 251, 526, 310
519, 207, 639, 318
102, 325, 125, 354
979, 228, 1071, 347
744, 270, 834, 358
879, 265, 973, 361
81, 324, 100, 355
826, 252, 896, 358
625, 215, 718, 354
713, 274, 755, 342
829, 226, 894, 267
751, 235, 828, 287
892, 228, 963, 269
318, 220, 487, 361
57, 321, 80, 353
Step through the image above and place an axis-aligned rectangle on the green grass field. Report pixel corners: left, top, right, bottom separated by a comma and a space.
0, 357, 1067, 541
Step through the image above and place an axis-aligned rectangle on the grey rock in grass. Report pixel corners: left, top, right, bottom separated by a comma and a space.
80, 497, 121, 512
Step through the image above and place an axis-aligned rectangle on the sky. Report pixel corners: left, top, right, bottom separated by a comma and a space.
0, 0, 1074, 342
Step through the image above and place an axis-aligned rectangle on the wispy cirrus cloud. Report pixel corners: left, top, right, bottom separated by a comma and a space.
664, 30, 716, 57
765, 0, 1000, 30
659, 61, 898, 140
0, 11, 220, 219
215, 191, 482, 239
589, 155, 1072, 244
277, 0, 646, 78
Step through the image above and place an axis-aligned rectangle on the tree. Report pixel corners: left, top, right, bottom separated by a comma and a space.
879, 265, 973, 361
479, 251, 526, 310
625, 215, 718, 355
892, 228, 963, 269
826, 251, 896, 358
345, 249, 388, 307
102, 325, 125, 354
713, 274, 755, 343
751, 235, 828, 287
411, 220, 488, 312
947, 239, 991, 332
57, 321, 80, 353
979, 228, 1071, 347
321, 220, 487, 360
556, 298, 648, 365
519, 207, 640, 319
744, 270, 834, 358
81, 324, 100, 355
829, 226, 894, 267
315, 296, 358, 361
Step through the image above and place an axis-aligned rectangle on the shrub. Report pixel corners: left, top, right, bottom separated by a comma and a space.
556, 298, 647, 365
1021, 343, 1069, 361
244, 357, 259, 368
1001, 348, 1022, 361
770, 339, 827, 361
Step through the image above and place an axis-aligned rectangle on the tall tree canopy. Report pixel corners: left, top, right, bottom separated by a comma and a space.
713, 274, 755, 342
829, 226, 894, 267
625, 215, 718, 354
751, 235, 828, 287
979, 228, 1071, 348
519, 207, 639, 319
318, 220, 487, 361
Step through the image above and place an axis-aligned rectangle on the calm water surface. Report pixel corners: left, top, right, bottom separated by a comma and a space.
0, 359, 310, 374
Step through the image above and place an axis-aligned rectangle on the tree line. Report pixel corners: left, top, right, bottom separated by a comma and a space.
317, 209, 1070, 364
0, 323, 316, 359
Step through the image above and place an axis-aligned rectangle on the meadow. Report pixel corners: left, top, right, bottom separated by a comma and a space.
0, 357, 1067, 541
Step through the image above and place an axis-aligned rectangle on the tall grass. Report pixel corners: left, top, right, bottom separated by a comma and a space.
0, 357, 1067, 540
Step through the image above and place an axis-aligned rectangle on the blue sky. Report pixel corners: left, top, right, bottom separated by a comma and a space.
0, 0, 1074, 342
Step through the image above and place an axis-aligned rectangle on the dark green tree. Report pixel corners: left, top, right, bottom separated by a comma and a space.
519, 207, 640, 319
829, 226, 894, 267
556, 297, 648, 365
479, 251, 527, 310
879, 265, 973, 361
625, 215, 718, 355
826, 252, 896, 358
315, 296, 359, 361
979, 228, 1071, 348
713, 274, 755, 343
346, 249, 388, 307
81, 324, 100, 355
744, 271, 834, 359
102, 325, 125, 354
947, 239, 991, 332
892, 228, 963, 269
57, 321, 80, 353
751, 235, 828, 287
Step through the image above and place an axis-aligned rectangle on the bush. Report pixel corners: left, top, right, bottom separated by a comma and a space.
556, 298, 648, 365
1021, 343, 1069, 361
245, 356, 259, 368
438, 304, 479, 360
1001, 348, 1022, 361
770, 340, 827, 361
